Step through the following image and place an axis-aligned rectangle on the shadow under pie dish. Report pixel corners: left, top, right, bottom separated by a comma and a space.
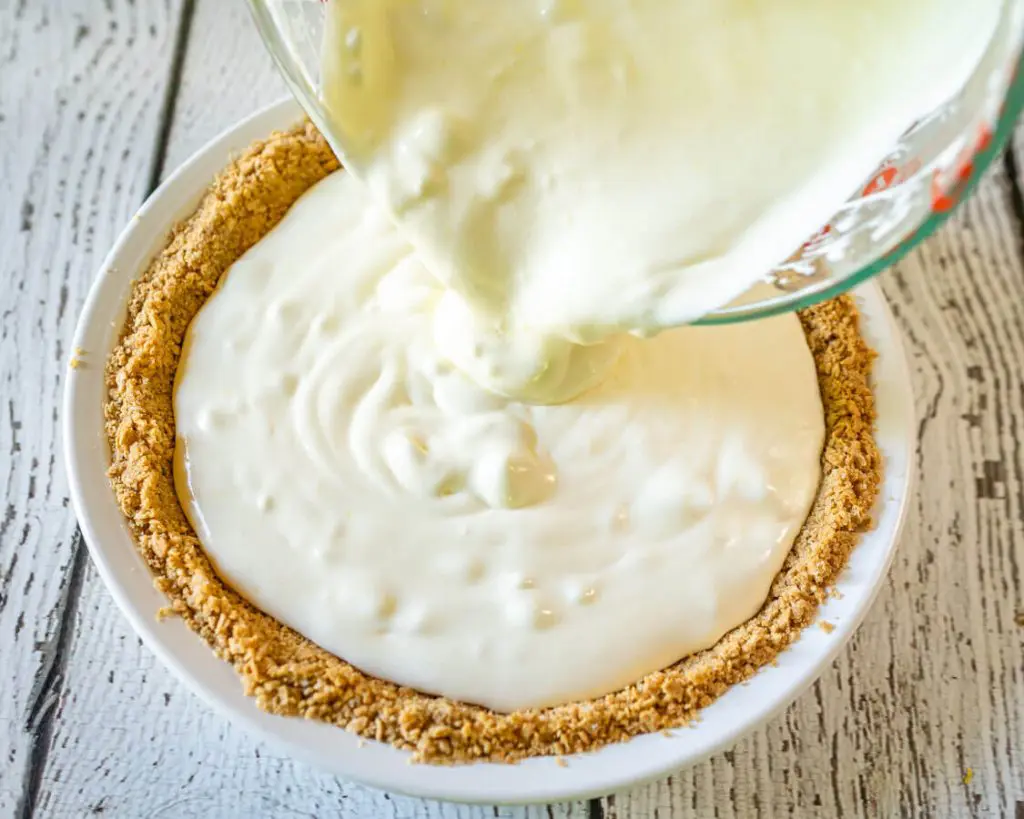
102, 120, 883, 766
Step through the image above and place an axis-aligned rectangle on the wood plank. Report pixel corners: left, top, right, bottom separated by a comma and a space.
601, 151, 1024, 818
30, 3, 589, 817
0, 1, 187, 817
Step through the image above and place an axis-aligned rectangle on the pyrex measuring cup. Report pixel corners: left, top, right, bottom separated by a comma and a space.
247, 0, 1024, 324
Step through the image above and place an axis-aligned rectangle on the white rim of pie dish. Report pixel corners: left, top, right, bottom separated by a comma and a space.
64, 97, 915, 806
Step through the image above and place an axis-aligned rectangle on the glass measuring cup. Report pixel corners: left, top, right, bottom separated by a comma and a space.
247, 0, 1024, 324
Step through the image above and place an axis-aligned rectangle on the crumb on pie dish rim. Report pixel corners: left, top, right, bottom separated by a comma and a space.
64, 98, 915, 804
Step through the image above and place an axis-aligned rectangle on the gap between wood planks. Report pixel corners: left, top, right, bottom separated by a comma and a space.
12, 3, 199, 819
1004, 149, 1024, 263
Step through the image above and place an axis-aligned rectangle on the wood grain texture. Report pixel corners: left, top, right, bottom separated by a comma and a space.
1, 1, 1021, 816
0, 1, 186, 817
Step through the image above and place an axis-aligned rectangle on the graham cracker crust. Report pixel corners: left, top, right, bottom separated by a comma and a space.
103, 121, 882, 764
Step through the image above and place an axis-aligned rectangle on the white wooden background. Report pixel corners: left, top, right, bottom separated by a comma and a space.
1, 2, 1022, 817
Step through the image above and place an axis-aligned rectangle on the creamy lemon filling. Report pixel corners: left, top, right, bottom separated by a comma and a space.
175, 172, 825, 710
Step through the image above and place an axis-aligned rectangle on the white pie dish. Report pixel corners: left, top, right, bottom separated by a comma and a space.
64, 98, 915, 805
